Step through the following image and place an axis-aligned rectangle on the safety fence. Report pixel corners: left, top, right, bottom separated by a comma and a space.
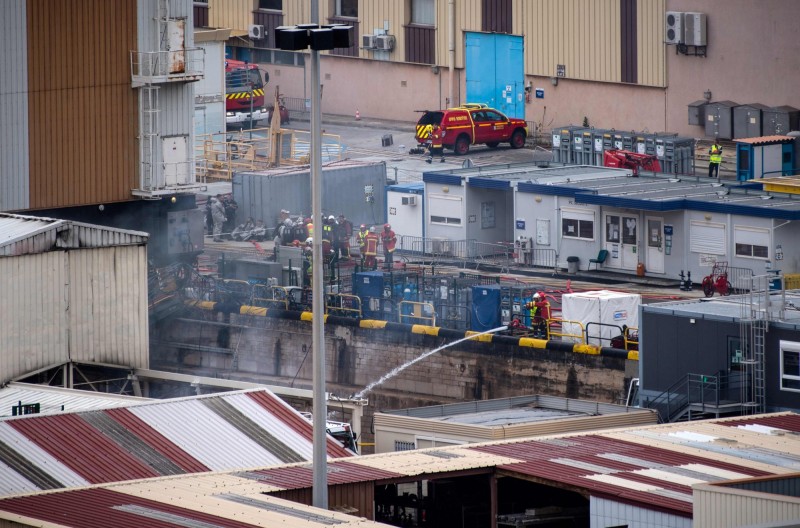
195, 128, 345, 181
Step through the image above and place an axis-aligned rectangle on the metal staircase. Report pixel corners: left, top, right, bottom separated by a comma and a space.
130, 0, 203, 198
740, 274, 784, 414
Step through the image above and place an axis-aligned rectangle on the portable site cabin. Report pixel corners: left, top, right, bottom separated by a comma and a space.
386, 181, 424, 240
735, 135, 796, 181
421, 164, 632, 261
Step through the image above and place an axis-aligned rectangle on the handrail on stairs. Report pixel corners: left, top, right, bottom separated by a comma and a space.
643, 370, 746, 423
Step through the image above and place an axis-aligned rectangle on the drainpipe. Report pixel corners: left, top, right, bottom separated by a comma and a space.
448, 0, 455, 107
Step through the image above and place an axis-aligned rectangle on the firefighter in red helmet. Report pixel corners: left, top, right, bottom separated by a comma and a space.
381, 223, 397, 270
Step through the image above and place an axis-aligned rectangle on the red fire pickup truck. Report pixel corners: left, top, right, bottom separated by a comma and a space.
415, 104, 528, 155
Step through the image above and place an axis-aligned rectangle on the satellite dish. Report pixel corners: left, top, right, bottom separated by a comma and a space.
462, 159, 474, 168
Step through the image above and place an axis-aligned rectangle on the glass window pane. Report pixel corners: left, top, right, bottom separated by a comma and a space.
753, 245, 768, 258
606, 216, 620, 242
622, 217, 637, 245
337, 0, 358, 17
258, 0, 281, 10
579, 220, 594, 239
412, 0, 435, 25
562, 218, 578, 237
784, 350, 800, 377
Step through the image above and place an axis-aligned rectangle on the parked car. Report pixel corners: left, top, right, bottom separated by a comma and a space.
414, 104, 528, 155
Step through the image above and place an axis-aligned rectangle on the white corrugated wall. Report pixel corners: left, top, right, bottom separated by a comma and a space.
0, 244, 148, 384
0, 252, 69, 384
0, 0, 30, 212
68, 246, 149, 368
590, 497, 692, 528
694, 486, 800, 528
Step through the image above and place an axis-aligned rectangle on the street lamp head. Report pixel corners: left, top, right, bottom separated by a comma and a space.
275, 24, 353, 51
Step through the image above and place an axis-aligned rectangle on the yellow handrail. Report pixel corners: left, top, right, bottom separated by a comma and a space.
398, 301, 436, 326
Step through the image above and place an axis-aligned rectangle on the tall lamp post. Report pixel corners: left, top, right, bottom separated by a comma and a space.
274, 16, 353, 510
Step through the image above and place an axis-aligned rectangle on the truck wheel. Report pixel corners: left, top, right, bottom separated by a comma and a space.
510, 129, 526, 149
454, 135, 470, 155
486, 142, 500, 148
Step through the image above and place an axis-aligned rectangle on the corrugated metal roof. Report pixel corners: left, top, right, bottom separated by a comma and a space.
0, 388, 353, 497
0, 487, 390, 528
0, 213, 148, 257
735, 135, 794, 145
2, 413, 800, 525
0, 382, 149, 418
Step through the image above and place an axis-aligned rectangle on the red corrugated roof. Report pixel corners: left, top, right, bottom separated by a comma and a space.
246, 460, 403, 490
472, 435, 769, 515
715, 413, 800, 431
0, 488, 258, 528
103, 408, 209, 473
9, 414, 159, 484
245, 390, 353, 458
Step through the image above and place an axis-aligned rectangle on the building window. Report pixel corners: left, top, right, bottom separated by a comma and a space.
395, 440, 416, 451
258, 0, 281, 9
411, 0, 435, 25
690, 221, 725, 255
734, 225, 769, 259
429, 195, 462, 226
780, 340, 800, 392
562, 209, 594, 240
336, 0, 357, 18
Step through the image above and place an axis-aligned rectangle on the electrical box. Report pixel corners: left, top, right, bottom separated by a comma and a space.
688, 100, 707, 126
665, 11, 684, 44
683, 12, 707, 46
362, 34, 377, 49
375, 34, 395, 51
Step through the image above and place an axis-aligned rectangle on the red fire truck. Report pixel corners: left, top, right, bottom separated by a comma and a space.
225, 59, 268, 129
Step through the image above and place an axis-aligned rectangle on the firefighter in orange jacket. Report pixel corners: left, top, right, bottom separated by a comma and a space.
381, 223, 397, 270
363, 227, 379, 270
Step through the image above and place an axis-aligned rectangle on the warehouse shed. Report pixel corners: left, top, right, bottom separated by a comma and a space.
0, 214, 150, 384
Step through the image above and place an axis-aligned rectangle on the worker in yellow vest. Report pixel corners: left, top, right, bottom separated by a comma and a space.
708, 140, 722, 178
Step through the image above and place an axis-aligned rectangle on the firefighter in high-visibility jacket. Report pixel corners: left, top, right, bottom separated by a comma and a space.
357, 224, 368, 266
363, 227, 379, 270
381, 223, 397, 270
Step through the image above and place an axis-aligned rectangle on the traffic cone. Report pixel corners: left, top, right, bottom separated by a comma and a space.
355, 109, 361, 121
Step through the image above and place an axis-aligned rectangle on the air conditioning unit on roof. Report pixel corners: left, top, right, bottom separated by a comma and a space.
362, 34, 377, 49
248, 24, 265, 40
375, 34, 395, 51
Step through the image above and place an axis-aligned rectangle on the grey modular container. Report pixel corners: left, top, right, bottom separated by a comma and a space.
688, 100, 707, 127
705, 100, 739, 140
551, 125, 584, 163
233, 159, 388, 231
572, 128, 595, 165
655, 136, 695, 175
763, 105, 800, 135
733, 103, 770, 139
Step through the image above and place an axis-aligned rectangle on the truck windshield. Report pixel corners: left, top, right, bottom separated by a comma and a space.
226, 68, 263, 91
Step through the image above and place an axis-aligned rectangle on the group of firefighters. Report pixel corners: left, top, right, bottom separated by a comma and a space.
282, 214, 396, 286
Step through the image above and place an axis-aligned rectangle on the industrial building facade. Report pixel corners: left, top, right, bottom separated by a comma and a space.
0, 0, 205, 265
201, 0, 800, 137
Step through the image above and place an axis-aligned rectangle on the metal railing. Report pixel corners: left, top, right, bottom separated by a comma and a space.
130, 48, 205, 86
552, 319, 586, 343
326, 294, 362, 318
398, 301, 436, 326
519, 248, 558, 273
472, 241, 513, 272
195, 128, 345, 181
643, 371, 747, 423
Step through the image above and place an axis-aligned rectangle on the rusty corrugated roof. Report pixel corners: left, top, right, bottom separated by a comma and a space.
735, 135, 794, 145
0, 388, 353, 497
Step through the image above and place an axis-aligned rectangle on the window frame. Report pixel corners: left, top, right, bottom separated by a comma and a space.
690, 220, 726, 255
411, 0, 435, 25
335, 0, 358, 18
780, 340, 800, 393
429, 194, 463, 227
561, 208, 595, 241
257, 0, 281, 11
734, 225, 769, 260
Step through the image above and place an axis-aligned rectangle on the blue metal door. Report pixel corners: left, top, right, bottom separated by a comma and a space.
465, 32, 524, 119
